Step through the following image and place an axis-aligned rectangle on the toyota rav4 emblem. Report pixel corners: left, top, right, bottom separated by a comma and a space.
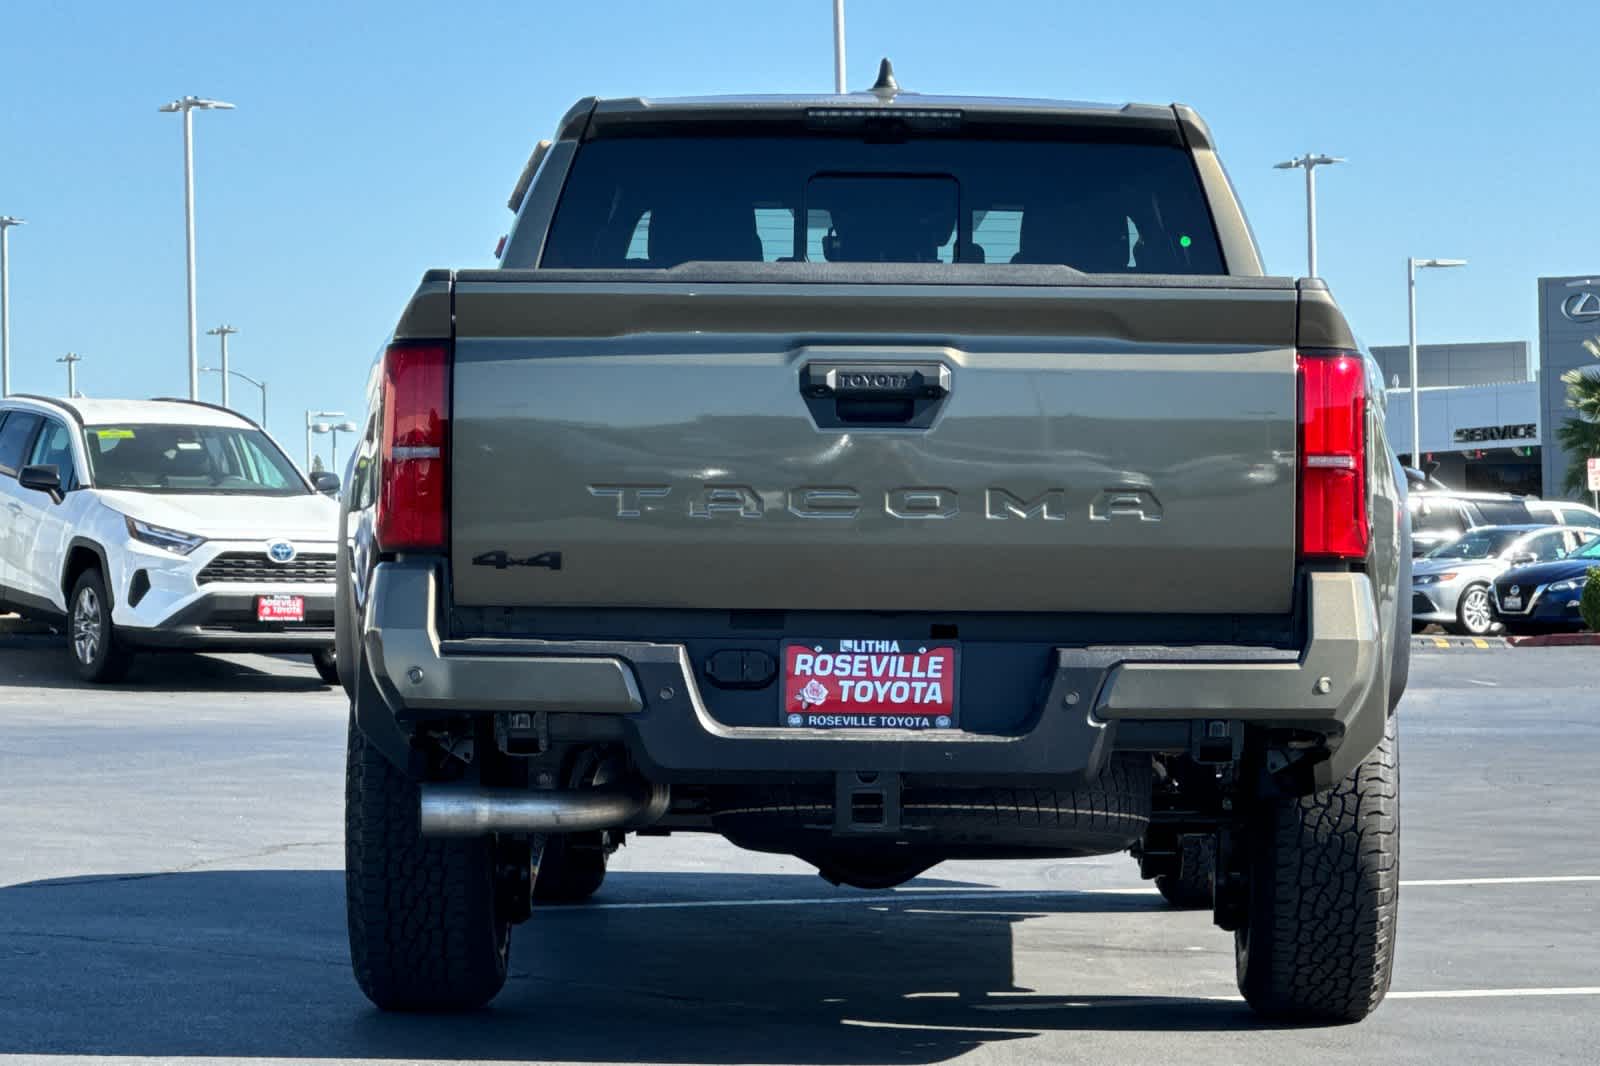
268, 539, 297, 564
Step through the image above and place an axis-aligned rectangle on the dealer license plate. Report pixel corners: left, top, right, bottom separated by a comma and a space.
257, 594, 305, 623
781, 639, 958, 730
1502, 594, 1522, 611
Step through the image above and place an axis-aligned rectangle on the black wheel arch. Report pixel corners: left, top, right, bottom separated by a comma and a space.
63, 537, 114, 610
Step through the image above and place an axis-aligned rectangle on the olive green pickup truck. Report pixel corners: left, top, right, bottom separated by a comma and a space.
336, 66, 1411, 1022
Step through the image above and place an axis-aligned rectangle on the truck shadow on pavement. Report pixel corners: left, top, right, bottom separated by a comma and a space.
0, 638, 331, 693
0, 868, 1289, 1062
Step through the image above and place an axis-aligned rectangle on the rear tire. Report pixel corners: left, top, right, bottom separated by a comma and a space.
68, 570, 131, 683
1235, 714, 1400, 1023
1154, 834, 1214, 909
344, 715, 510, 1011
311, 648, 340, 685
533, 834, 609, 903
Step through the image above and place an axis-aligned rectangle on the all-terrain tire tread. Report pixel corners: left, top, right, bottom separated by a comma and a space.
1237, 715, 1399, 1023
533, 835, 608, 903
1155, 835, 1214, 909
344, 716, 508, 1011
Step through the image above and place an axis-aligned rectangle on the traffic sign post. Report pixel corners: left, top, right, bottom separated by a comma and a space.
1588, 456, 1600, 508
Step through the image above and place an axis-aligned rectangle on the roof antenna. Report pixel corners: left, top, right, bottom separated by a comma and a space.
870, 57, 899, 98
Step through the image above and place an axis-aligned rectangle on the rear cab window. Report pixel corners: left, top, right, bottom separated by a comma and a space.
536, 131, 1226, 274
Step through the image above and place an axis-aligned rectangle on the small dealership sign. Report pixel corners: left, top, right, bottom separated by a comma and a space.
1452, 423, 1537, 445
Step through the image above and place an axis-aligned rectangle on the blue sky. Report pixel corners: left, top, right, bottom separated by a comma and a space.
1, 1, 1592, 464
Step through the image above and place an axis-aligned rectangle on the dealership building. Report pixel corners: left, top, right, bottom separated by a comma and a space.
1371, 274, 1600, 499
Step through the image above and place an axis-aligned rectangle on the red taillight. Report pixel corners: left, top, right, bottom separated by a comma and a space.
376, 342, 450, 552
1298, 350, 1369, 560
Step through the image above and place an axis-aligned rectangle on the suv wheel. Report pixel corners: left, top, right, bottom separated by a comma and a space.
345, 715, 510, 1010
1235, 714, 1399, 1022
69, 570, 131, 683
1450, 584, 1494, 636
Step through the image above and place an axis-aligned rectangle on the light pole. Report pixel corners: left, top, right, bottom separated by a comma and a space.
205, 324, 239, 409
1273, 153, 1344, 277
56, 352, 82, 397
832, 0, 847, 93
159, 96, 235, 401
0, 216, 23, 398
1407, 257, 1468, 466
305, 409, 344, 473
326, 420, 359, 475
202, 366, 266, 425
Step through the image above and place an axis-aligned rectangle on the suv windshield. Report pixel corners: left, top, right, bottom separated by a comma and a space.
1428, 528, 1526, 560
84, 424, 307, 496
537, 134, 1225, 273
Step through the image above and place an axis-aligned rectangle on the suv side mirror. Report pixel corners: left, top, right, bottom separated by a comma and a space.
18, 464, 63, 503
311, 470, 341, 495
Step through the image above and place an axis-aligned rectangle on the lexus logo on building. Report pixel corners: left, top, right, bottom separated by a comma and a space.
1563, 290, 1600, 323
267, 539, 297, 564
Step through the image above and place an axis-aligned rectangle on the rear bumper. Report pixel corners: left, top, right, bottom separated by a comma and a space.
363, 562, 1385, 789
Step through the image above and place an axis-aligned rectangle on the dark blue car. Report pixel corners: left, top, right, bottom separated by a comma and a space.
1492, 535, 1600, 633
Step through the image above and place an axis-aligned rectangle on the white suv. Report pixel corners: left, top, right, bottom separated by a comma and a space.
0, 396, 341, 682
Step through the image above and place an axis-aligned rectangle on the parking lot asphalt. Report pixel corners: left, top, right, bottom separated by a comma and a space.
0, 640, 1596, 1066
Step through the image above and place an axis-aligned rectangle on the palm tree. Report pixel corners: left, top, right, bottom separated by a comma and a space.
1557, 337, 1600, 495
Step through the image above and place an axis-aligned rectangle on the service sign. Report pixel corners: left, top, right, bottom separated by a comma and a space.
782, 639, 958, 729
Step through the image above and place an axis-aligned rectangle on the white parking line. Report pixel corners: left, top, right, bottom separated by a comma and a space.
1388, 987, 1600, 1000
972, 987, 1600, 1011
841, 1019, 1036, 1033
570, 875, 1596, 913
1401, 875, 1600, 887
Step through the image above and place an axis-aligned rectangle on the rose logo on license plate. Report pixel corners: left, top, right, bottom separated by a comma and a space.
782, 639, 958, 730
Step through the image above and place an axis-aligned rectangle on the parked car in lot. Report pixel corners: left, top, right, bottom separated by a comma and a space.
338, 79, 1410, 1022
1493, 534, 1600, 634
1406, 491, 1536, 556
0, 396, 342, 682
1526, 498, 1600, 529
1412, 525, 1597, 635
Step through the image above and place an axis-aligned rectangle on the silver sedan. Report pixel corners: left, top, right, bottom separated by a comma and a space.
1412, 525, 1595, 636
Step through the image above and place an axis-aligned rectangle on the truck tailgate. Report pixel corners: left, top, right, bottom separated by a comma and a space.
448, 278, 1300, 615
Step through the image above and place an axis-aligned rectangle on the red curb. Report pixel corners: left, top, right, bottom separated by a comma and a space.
1506, 633, 1600, 648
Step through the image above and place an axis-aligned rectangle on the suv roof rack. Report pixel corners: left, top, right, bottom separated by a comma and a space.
6, 394, 84, 425
148, 397, 259, 429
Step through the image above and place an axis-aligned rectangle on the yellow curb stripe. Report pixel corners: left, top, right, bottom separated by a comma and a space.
1433, 638, 1450, 648
1472, 638, 1489, 648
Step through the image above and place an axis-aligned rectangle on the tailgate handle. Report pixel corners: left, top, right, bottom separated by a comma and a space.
799, 362, 951, 428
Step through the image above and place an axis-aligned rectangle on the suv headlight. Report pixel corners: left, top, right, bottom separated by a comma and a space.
125, 516, 207, 556
1414, 572, 1457, 586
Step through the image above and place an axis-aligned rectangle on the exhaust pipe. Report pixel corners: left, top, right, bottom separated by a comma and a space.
419, 780, 670, 837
